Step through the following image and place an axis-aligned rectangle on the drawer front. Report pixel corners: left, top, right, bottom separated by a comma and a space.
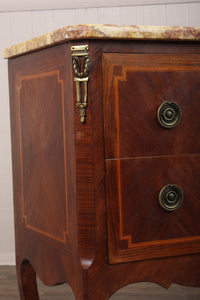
106, 155, 200, 264
103, 52, 200, 264
103, 53, 200, 159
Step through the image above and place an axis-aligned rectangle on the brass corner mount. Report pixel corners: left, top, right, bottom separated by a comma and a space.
71, 45, 90, 123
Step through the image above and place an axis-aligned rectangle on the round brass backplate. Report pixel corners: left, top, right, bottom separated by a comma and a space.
158, 184, 183, 211
157, 101, 181, 128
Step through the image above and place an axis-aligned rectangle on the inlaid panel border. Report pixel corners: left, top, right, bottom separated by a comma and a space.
17, 70, 68, 243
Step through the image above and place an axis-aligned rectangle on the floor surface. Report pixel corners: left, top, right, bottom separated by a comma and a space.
1, 266, 200, 299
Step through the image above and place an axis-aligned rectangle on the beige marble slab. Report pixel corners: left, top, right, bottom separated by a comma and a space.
3, 24, 200, 59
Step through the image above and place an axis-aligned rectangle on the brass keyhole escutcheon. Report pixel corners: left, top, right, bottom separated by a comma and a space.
159, 184, 183, 211
157, 101, 181, 128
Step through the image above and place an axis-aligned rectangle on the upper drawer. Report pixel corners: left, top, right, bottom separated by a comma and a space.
103, 53, 200, 159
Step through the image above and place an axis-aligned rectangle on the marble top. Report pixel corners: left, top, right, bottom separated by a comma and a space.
3, 24, 200, 59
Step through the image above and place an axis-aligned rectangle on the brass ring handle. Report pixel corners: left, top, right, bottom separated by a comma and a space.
157, 101, 181, 128
159, 184, 183, 211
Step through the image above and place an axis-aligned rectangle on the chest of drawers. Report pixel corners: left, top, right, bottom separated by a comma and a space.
4, 24, 200, 299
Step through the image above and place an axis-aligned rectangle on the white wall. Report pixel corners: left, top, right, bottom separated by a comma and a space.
0, 2, 200, 265
1, 0, 200, 12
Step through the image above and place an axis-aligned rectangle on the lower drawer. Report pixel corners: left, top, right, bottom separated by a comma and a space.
106, 155, 200, 264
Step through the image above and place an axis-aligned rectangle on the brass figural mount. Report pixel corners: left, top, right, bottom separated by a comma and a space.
71, 45, 90, 123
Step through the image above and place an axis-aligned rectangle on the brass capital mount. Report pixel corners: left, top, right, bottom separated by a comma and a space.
71, 45, 90, 123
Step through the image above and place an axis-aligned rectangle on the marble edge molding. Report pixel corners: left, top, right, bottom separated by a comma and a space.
3, 24, 200, 59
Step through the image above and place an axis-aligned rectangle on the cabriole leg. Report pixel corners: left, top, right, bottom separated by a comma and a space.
16, 259, 39, 300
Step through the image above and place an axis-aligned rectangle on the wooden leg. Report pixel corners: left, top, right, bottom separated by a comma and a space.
16, 259, 40, 300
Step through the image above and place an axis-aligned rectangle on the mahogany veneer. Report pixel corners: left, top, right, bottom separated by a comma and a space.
7, 36, 200, 299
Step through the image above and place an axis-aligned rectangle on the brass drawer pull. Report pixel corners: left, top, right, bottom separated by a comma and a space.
159, 184, 183, 211
157, 101, 181, 128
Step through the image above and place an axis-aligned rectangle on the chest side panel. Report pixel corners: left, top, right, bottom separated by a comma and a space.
9, 45, 74, 245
